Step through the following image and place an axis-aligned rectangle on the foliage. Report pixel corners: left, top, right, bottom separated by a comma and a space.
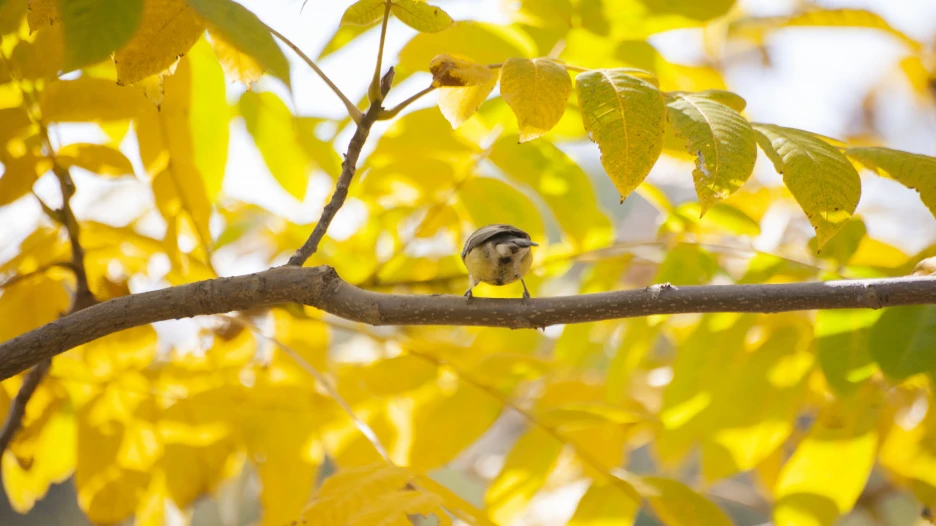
0, 0, 936, 525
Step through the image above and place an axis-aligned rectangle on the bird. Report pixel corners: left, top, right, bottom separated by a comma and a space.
461, 224, 538, 299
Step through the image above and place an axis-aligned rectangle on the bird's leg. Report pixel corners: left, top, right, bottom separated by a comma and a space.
521, 279, 531, 300
464, 287, 473, 299
464, 275, 479, 300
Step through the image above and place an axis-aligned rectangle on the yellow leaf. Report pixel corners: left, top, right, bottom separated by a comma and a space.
348, 490, 447, 526
391, 0, 453, 33
189, 36, 229, 200
501, 57, 572, 142
27, 0, 58, 30
0, 0, 26, 35
1, 383, 75, 513
576, 69, 666, 201
409, 379, 501, 471
300, 464, 413, 525
114, 0, 205, 85
752, 123, 860, 248
0, 150, 43, 206
40, 77, 147, 122
569, 481, 639, 526
0, 275, 70, 342
665, 92, 756, 214
846, 146, 936, 220
138, 56, 214, 250
273, 308, 329, 372
187, 0, 291, 87
210, 29, 264, 88
238, 90, 311, 199
57, 142, 134, 177
774, 394, 879, 526
340, 0, 384, 26
731, 8, 922, 52
485, 427, 562, 524
429, 53, 495, 87
642, 477, 732, 526
437, 70, 499, 128
880, 415, 936, 507
318, 22, 378, 60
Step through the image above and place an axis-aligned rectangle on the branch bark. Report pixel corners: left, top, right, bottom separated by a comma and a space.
1, 265, 935, 380
286, 91, 386, 266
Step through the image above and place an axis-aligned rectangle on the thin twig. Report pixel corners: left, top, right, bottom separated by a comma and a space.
0, 360, 50, 454
268, 26, 364, 124
378, 85, 437, 120
286, 84, 388, 266
1, 262, 77, 290
368, 0, 393, 103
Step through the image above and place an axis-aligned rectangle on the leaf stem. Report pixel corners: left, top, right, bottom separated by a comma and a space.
377, 85, 436, 120
369, 0, 393, 103
268, 26, 364, 124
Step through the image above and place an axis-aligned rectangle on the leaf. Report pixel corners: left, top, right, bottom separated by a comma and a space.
318, 22, 378, 60
40, 77, 147, 122
642, 477, 732, 526
59, 0, 143, 70
576, 69, 666, 201
436, 71, 499, 128
500, 57, 572, 142
815, 309, 880, 395
869, 305, 936, 381
639, 0, 735, 21
0, 275, 70, 342
665, 92, 756, 213
300, 464, 413, 525
340, 0, 384, 26
57, 143, 134, 177
186, 0, 290, 87
188, 37, 229, 200
429, 53, 495, 87
0, 0, 26, 35
489, 135, 612, 249
209, 30, 264, 88
397, 21, 536, 80
0, 151, 44, 206
569, 481, 639, 526
485, 427, 562, 524
732, 8, 922, 52
752, 123, 860, 248
238, 90, 311, 199
409, 380, 501, 471
846, 146, 936, 220
774, 394, 879, 526
348, 490, 447, 526
391, 0, 453, 33
806, 218, 865, 263
114, 0, 205, 86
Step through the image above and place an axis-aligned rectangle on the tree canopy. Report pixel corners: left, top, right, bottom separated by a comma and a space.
1, 0, 936, 524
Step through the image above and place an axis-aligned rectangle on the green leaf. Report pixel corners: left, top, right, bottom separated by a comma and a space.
752, 123, 860, 248
60, 0, 143, 70
666, 92, 756, 213
807, 218, 866, 264
489, 135, 612, 249
57, 143, 134, 177
640, 0, 735, 21
186, 0, 290, 87
391, 0, 453, 33
238, 91, 310, 200
576, 69, 666, 201
340, 0, 384, 26
317, 22, 378, 60
655, 244, 718, 285
816, 309, 880, 395
500, 58, 572, 142
846, 146, 936, 220
869, 305, 936, 381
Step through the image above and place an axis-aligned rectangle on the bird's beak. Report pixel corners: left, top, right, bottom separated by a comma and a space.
530, 242, 539, 247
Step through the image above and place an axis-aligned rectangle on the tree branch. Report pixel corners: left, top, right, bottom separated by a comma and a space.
2, 265, 935, 380
286, 88, 386, 266
268, 26, 364, 124
368, 0, 393, 104
377, 85, 436, 120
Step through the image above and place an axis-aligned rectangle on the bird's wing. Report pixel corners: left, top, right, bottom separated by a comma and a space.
461, 224, 531, 260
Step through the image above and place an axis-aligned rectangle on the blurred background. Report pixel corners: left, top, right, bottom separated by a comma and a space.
1, 0, 936, 524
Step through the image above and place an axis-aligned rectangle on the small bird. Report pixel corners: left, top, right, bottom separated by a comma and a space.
461, 224, 538, 299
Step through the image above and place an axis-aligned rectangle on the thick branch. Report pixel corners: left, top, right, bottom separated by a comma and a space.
286, 96, 385, 266
2, 266, 935, 380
